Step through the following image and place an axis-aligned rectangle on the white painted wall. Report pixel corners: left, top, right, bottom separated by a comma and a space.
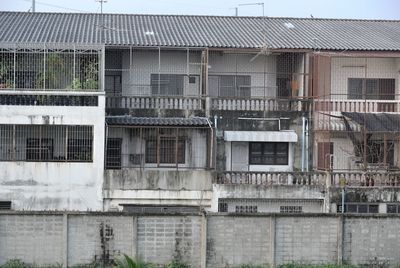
331, 57, 400, 98
0, 94, 105, 211
226, 141, 295, 172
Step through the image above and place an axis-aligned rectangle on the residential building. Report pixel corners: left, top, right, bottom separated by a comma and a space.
1, 12, 400, 213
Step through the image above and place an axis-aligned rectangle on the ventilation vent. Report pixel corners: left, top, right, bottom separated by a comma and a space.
0, 201, 12, 210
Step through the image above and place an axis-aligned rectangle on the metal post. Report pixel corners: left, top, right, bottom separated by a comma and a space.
32, 0, 35, 12
13, 48, 16, 90
43, 45, 46, 90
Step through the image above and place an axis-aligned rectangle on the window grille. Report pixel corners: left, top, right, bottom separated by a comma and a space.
0, 124, 93, 162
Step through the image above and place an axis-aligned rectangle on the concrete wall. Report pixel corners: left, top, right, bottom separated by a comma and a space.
0, 95, 105, 211
103, 169, 213, 210
3, 212, 400, 268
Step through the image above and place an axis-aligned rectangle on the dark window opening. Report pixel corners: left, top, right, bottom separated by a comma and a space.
0, 201, 12, 210
218, 202, 228, 212
387, 204, 400, 213
26, 138, 53, 161
106, 138, 122, 169
348, 78, 395, 100
249, 142, 289, 165
338, 203, 380, 213
151, 74, 184, 96
280, 206, 303, 213
145, 137, 185, 164
209, 75, 251, 97
235, 205, 258, 213
67, 139, 93, 161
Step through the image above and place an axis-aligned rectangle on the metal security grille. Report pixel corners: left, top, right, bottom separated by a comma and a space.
0, 125, 93, 162
0, 45, 102, 91
106, 126, 212, 169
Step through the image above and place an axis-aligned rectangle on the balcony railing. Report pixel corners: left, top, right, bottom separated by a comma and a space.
330, 171, 400, 187
214, 171, 327, 186
211, 97, 311, 112
214, 171, 400, 187
314, 99, 400, 113
106, 95, 204, 110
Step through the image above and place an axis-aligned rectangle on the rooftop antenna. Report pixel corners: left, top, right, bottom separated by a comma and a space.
96, 0, 107, 14
238, 2, 264, 16
230, 7, 239, 16
32, 0, 35, 12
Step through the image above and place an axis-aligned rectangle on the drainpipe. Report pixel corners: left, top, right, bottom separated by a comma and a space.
301, 116, 306, 172
305, 117, 309, 172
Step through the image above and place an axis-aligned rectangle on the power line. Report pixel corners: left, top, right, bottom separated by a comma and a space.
20, 0, 90, 13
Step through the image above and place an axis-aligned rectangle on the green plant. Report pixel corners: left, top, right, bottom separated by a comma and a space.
165, 260, 189, 268
1, 259, 25, 268
81, 61, 98, 91
71, 78, 82, 90
234, 265, 266, 268
114, 255, 153, 268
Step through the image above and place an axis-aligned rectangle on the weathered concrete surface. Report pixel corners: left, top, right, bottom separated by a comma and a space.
103, 170, 213, 210
211, 184, 326, 212
0, 95, 105, 211
137, 216, 202, 268
275, 216, 339, 264
104, 169, 213, 191
206, 216, 272, 267
2, 212, 400, 268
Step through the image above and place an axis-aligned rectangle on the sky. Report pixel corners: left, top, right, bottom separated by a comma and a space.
0, 0, 399, 20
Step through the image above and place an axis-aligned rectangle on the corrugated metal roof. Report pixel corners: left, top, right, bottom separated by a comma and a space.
106, 116, 210, 126
342, 112, 400, 132
2, 12, 400, 51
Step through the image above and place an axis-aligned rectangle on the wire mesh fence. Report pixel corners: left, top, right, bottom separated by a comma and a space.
0, 45, 102, 91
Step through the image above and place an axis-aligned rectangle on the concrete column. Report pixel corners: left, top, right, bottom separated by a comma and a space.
200, 214, 207, 268
132, 216, 138, 259
62, 213, 68, 268
270, 215, 276, 268
336, 215, 344, 265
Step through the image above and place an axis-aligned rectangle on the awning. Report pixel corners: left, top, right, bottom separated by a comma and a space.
224, 131, 298, 142
342, 112, 400, 132
106, 116, 210, 127
315, 116, 361, 132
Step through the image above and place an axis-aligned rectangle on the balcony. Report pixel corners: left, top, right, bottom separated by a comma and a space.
106, 95, 204, 110
0, 44, 102, 94
330, 171, 400, 187
214, 171, 328, 186
314, 99, 400, 113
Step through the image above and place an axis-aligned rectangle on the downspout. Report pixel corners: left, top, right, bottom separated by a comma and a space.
103, 121, 109, 212
207, 118, 214, 169
301, 116, 306, 171
305, 117, 309, 171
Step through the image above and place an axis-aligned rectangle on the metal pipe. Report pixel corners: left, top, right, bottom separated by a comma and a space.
305, 117, 309, 171
301, 116, 305, 172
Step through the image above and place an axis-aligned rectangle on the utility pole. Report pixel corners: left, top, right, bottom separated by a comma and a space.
238, 2, 265, 16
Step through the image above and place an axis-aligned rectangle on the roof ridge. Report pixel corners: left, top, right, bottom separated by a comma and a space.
0, 11, 399, 22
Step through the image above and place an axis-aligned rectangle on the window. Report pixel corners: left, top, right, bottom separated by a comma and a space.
355, 140, 395, 167
387, 204, 400, 213
338, 203, 379, 213
67, 139, 92, 161
280, 206, 302, 213
348, 78, 395, 100
218, 202, 228, 212
105, 75, 122, 96
0, 201, 11, 210
145, 137, 185, 164
106, 138, 122, 169
317, 142, 334, 170
0, 125, 93, 162
209, 75, 251, 97
249, 142, 289, 165
26, 138, 53, 161
235, 205, 258, 213
151, 74, 184, 95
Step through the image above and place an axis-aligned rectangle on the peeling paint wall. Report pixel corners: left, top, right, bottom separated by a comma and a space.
0, 95, 105, 211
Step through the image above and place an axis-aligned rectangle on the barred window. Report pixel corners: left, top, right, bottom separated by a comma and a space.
249, 142, 289, 165
0, 125, 93, 162
280, 206, 303, 213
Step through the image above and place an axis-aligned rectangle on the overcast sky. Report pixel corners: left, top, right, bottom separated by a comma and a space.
1, 0, 399, 19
